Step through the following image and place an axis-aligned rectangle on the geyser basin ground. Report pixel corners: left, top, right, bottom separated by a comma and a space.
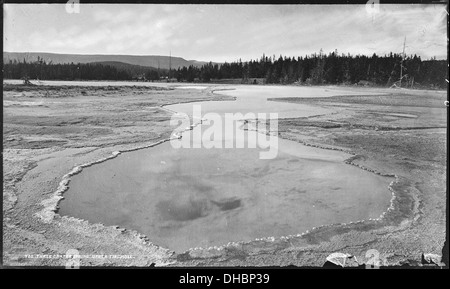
59, 85, 394, 253
59, 134, 393, 252
4, 82, 445, 266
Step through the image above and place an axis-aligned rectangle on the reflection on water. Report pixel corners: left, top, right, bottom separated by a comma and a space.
60, 139, 392, 252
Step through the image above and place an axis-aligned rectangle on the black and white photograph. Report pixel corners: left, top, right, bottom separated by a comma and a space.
2, 0, 448, 274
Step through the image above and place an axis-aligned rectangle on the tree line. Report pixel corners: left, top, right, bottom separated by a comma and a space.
174, 51, 447, 88
3, 57, 168, 81
3, 51, 447, 88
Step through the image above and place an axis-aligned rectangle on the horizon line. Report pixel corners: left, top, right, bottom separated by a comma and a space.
3, 50, 447, 62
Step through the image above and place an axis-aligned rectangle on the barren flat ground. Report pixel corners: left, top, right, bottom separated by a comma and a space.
2, 82, 446, 266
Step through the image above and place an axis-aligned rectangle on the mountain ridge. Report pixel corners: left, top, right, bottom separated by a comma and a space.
3, 52, 218, 70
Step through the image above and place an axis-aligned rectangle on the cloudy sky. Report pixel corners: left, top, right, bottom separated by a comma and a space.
3, 4, 447, 62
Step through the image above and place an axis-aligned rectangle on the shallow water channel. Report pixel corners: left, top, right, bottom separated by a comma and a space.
59, 85, 393, 252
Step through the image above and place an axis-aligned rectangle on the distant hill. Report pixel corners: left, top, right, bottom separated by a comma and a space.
3, 52, 216, 70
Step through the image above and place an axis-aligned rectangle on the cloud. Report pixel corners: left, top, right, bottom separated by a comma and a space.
3, 4, 447, 61
195, 37, 215, 46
